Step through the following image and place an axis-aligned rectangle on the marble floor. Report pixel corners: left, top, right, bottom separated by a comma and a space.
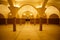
0, 22, 60, 40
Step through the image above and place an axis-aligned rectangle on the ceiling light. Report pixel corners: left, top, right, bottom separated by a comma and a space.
23, 13, 26, 15
9, 13, 12, 15
14, 4, 20, 7
36, 5, 42, 8
30, 14, 33, 16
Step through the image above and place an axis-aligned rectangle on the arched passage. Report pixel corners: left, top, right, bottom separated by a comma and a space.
18, 4, 38, 18
21, 11, 34, 19
48, 14, 59, 24
18, 4, 38, 24
45, 6, 60, 18
0, 14, 5, 24
0, 4, 10, 18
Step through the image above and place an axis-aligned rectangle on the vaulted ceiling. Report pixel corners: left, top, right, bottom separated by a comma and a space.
0, 0, 60, 11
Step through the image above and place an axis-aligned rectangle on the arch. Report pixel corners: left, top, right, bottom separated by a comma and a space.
49, 14, 59, 18
45, 6, 60, 18
18, 4, 38, 18
19, 4, 37, 10
0, 4, 10, 18
48, 14, 59, 24
51, 5, 59, 11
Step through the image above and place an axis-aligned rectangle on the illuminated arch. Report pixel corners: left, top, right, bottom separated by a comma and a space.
18, 4, 38, 18
0, 4, 10, 18
19, 4, 37, 10
51, 5, 60, 11
22, 11, 34, 18
45, 6, 60, 18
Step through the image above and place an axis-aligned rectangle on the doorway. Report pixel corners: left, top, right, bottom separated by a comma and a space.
18, 5, 38, 24
49, 14, 59, 24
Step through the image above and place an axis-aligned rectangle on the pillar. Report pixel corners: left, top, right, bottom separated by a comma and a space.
13, 17, 16, 32
40, 17, 42, 31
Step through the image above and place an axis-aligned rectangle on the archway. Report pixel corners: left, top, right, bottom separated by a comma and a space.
18, 4, 38, 18
18, 4, 38, 24
48, 14, 59, 24
45, 6, 60, 18
19, 11, 34, 24
0, 14, 5, 24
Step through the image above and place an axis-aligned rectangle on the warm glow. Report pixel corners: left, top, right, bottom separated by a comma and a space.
14, 4, 20, 7
0, 0, 60, 40
36, 5, 42, 8
9, 13, 12, 16
18, 5, 38, 18
45, 6, 59, 18
23, 13, 26, 15
30, 13, 33, 16
36, 4, 42, 8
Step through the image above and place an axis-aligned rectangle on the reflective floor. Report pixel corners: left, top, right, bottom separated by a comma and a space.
0, 22, 60, 40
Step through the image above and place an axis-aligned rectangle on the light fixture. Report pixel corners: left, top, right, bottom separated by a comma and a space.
36, 4, 42, 8
23, 13, 26, 15
9, 13, 12, 16
30, 14, 33, 16
36, 5, 42, 8
14, 4, 20, 7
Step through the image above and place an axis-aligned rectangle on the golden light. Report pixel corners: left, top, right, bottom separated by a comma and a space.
30, 13, 33, 16
9, 13, 12, 16
15, 0, 24, 1
14, 4, 20, 7
23, 13, 26, 16
36, 4, 42, 8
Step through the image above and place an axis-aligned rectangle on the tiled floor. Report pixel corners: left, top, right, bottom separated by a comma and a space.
0, 22, 60, 40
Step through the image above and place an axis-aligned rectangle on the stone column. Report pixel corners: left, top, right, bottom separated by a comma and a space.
39, 0, 48, 31
13, 17, 16, 32
7, 0, 18, 32
40, 17, 42, 31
